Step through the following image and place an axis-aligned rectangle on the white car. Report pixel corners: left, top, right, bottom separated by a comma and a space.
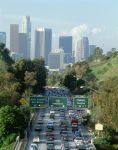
74, 137, 83, 146
33, 136, 40, 143
29, 143, 38, 150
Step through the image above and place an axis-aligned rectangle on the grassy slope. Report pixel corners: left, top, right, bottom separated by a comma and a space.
89, 55, 118, 82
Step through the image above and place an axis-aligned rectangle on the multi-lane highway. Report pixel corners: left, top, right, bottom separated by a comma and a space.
25, 88, 96, 150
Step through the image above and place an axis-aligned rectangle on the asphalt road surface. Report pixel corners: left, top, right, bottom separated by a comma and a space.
25, 88, 96, 150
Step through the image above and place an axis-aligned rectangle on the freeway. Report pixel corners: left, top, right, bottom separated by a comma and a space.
25, 88, 96, 150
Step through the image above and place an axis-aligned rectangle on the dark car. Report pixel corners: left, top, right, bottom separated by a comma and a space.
46, 128, 54, 135
47, 142, 55, 150
61, 131, 68, 136
61, 124, 67, 129
62, 135, 68, 141
40, 113, 45, 117
63, 142, 70, 150
35, 125, 42, 131
47, 135, 54, 141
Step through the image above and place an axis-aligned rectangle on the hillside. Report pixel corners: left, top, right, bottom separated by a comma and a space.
89, 55, 118, 82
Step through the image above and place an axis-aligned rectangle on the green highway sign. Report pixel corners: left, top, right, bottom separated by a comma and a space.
74, 96, 88, 108
48, 97, 67, 108
29, 96, 47, 108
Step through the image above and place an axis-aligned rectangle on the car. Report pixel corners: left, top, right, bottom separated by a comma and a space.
68, 110, 74, 116
63, 142, 70, 150
47, 134, 54, 141
62, 135, 68, 141
47, 142, 55, 150
75, 131, 82, 137
61, 125, 68, 129
29, 143, 38, 150
74, 137, 83, 146
60, 128, 67, 134
33, 136, 40, 143
35, 125, 42, 131
40, 113, 45, 117
61, 131, 68, 136
50, 113, 55, 119
37, 119, 43, 124
46, 128, 53, 133
60, 120, 68, 125
47, 120, 54, 129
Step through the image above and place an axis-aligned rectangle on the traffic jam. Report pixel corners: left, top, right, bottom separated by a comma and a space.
28, 88, 95, 150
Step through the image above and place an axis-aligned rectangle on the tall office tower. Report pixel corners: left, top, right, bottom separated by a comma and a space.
10, 24, 19, 53
59, 36, 72, 64
81, 37, 89, 59
89, 45, 96, 56
48, 49, 64, 70
75, 40, 83, 62
35, 28, 52, 65
0, 32, 6, 45
19, 33, 28, 59
22, 16, 31, 59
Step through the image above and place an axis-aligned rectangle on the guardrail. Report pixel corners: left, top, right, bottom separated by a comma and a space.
13, 136, 21, 150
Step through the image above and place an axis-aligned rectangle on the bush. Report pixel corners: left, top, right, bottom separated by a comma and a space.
2, 133, 17, 147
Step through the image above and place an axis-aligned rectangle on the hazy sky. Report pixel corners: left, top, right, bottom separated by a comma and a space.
0, 0, 118, 52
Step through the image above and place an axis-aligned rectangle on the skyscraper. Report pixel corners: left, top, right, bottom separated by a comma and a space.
35, 28, 52, 65
22, 16, 31, 59
48, 49, 64, 70
0, 32, 6, 45
10, 24, 19, 53
81, 37, 89, 59
19, 33, 28, 59
75, 40, 82, 62
59, 36, 72, 64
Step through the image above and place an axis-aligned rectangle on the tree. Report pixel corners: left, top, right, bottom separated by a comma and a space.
47, 71, 64, 86
0, 106, 31, 140
32, 59, 47, 93
0, 72, 20, 107
9, 58, 47, 95
0, 43, 14, 66
63, 74, 77, 91
93, 47, 103, 62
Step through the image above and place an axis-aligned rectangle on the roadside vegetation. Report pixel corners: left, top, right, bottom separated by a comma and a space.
0, 43, 47, 148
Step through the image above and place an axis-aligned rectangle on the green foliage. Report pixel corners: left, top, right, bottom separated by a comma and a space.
0, 142, 14, 150
9, 58, 47, 95
94, 138, 109, 145
0, 105, 31, 142
0, 72, 20, 107
63, 74, 76, 91
47, 71, 64, 86
2, 133, 17, 147
0, 43, 14, 67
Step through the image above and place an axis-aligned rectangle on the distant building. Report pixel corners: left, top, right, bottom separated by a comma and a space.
10, 52, 23, 61
10, 24, 19, 53
82, 37, 89, 59
48, 49, 64, 70
19, 33, 28, 59
22, 16, 31, 59
75, 40, 82, 62
35, 28, 52, 65
89, 45, 96, 56
0, 32, 6, 45
59, 36, 72, 64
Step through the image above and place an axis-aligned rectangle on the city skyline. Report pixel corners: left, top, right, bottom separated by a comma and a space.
0, 0, 118, 53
